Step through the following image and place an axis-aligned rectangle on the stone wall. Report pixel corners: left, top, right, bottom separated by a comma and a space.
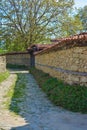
35, 46, 87, 86
6, 52, 30, 67
0, 56, 6, 73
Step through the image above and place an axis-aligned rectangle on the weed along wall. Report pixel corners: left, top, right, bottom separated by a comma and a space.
35, 35, 87, 86
6, 52, 30, 67
0, 55, 6, 73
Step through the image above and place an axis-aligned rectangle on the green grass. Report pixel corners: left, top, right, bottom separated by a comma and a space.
0, 49, 7, 54
0, 71, 10, 83
4, 73, 27, 114
30, 68, 87, 113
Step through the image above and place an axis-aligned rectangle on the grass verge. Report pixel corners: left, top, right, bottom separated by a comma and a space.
0, 71, 10, 83
30, 68, 87, 113
4, 73, 27, 115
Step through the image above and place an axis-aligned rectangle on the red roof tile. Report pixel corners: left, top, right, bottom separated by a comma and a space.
34, 33, 87, 55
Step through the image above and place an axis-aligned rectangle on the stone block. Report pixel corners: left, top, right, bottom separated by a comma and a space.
80, 77, 87, 83
74, 48, 83, 53
71, 66, 79, 71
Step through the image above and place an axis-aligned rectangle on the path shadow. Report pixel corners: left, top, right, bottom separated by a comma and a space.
11, 124, 30, 130
6, 67, 32, 130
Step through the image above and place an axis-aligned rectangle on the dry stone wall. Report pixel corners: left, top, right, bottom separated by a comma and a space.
6, 53, 30, 67
35, 46, 87, 86
0, 56, 6, 73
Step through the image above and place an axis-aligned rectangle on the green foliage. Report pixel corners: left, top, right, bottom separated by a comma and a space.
60, 15, 83, 36
77, 6, 87, 32
0, 49, 7, 54
30, 68, 87, 113
4, 73, 27, 114
0, 71, 10, 83
0, 0, 75, 51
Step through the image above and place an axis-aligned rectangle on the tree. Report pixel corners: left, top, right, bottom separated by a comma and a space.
0, 0, 82, 51
0, 0, 75, 51
77, 6, 87, 32
58, 15, 83, 37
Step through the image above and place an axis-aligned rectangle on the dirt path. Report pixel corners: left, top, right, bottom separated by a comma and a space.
0, 69, 87, 130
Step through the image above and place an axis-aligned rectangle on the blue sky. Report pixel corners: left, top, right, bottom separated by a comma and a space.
74, 0, 87, 8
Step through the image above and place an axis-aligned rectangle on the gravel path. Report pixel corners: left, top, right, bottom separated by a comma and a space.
0, 69, 87, 130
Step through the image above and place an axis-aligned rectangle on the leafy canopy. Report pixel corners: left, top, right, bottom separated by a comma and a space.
0, 0, 82, 51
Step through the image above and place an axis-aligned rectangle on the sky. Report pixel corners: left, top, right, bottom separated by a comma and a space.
74, 0, 87, 8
